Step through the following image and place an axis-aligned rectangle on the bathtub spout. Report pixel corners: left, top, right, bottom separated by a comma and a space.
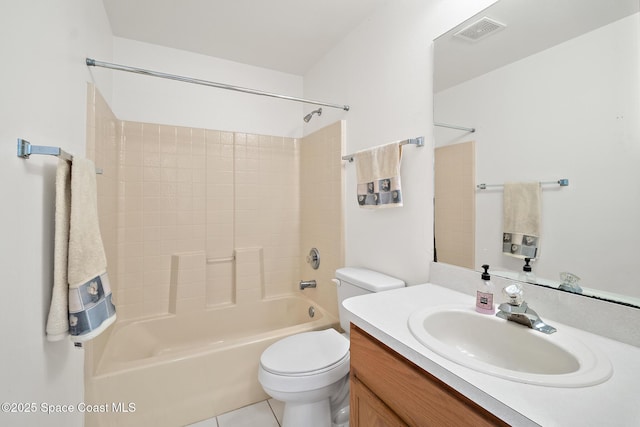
299, 280, 317, 290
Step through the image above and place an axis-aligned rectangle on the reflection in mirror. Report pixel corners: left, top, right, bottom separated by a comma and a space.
433, 0, 640, 308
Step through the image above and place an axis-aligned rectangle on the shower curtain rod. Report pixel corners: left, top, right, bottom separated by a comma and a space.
434, 122, 476, 133
86, 58, 350, 111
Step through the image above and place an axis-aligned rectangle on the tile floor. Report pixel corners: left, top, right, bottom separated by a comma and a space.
188, 399, 284, 427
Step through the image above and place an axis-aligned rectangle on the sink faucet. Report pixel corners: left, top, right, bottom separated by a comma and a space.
496, 284, 557, 334
558, 272, 583, 294
299, 280, 317, 290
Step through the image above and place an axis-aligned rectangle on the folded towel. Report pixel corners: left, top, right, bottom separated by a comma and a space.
46, 159, 72, 341
355, 141, 403, 209
67, 158, 116, 343
503, 182, 541, 259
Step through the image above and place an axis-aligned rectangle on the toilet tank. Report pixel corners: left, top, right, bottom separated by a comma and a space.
335, 267, 405, 334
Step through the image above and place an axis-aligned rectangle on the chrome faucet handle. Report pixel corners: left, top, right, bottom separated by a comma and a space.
560, 271, 580, 284
559, 271, 583, 294
496, 283, 557, 334
497, 300, 528, 314
502, 283, 524, 306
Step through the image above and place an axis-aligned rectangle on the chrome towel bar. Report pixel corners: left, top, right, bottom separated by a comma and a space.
17, 139, 103, 174
342, 136, 424, 162
477, 179, 569, 190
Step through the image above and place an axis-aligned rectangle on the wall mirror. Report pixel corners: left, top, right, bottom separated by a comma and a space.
433, 0, 640, 308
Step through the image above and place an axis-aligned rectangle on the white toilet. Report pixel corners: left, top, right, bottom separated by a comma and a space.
258, 267, 405, 427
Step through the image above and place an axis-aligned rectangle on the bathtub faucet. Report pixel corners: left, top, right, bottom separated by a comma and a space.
299, 280, 317, 290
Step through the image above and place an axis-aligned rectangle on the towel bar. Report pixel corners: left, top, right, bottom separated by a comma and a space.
477, 179, 569, 190
342, 136, 424, 162
17, 139, 103, 174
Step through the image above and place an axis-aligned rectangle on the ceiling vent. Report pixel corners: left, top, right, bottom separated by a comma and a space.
453, 17, 506, 42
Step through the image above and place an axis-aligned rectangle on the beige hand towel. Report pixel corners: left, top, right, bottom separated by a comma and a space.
503, 182, 541, 259
46, 159, 72, 341
67, 158, 116, 342
355, 141, 403, 209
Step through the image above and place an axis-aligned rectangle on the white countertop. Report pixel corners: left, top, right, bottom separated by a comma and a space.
343, 283, 640, 427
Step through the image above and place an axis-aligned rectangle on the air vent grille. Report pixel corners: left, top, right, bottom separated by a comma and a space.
454, 17, 506, 42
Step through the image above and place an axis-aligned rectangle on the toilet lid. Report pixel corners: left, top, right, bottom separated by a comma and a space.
260, 329, 349, 376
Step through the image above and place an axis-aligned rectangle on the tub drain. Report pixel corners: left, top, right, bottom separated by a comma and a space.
308, 306, 315, 318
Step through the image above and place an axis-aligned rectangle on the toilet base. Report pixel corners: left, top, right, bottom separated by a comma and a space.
282, 399, 330, 427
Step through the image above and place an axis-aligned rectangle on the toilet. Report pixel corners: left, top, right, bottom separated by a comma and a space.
258, 267, 405, 427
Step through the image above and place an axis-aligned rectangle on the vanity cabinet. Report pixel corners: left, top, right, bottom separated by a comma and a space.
349, 325, 509, 427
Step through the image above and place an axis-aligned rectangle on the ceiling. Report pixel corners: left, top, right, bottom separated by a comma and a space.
434, 0, 639, 92
102, 0, 387, 76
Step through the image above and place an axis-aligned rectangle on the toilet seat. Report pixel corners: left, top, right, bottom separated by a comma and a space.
260, 329, 349, 376
258, 329, 351, 393
257, 269, 404, 427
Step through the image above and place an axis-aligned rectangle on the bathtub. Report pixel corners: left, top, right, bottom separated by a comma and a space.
85, 295, 338, 427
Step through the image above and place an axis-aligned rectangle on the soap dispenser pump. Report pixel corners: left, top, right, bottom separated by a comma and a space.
476, 264, 495, 314
518, 258, 536, 284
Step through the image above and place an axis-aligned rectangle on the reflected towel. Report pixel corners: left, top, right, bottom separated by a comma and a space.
355, 141, 403, 209
46, 159, 72, 341
503, 182, 541, 259
67, 158, 116, 343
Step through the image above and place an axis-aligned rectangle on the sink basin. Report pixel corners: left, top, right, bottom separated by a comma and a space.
408, 305, 612, 387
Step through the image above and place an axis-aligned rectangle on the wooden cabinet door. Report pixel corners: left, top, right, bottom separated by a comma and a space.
351, 375, 408, 427
350, 324, 509, 427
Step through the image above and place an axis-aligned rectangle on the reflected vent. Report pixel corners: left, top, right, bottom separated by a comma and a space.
454, 17, 506, 42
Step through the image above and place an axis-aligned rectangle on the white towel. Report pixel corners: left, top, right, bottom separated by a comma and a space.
502, 182, 541, 259
354, 141, 403, 209
46, 159, 72, 341
46, 158, 116, 343
67, 158, 116, 343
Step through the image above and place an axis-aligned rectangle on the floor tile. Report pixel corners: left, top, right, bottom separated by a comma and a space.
268, 399, 284, 425
217, 401, 279, 427
186, 416, 218, 426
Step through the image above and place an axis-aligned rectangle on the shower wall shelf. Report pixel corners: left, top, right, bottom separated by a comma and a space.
342, 136, 424, 162
206, 255, 235, 264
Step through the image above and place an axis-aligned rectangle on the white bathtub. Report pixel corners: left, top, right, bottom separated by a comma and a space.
85, 295, 338, 427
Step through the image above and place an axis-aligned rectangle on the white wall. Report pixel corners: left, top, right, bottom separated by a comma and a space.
302, 0, 497, 284
0, 1, 113, 426
109, 37, 305, 138
0, 2, 500, 424
435, 14, 640, 298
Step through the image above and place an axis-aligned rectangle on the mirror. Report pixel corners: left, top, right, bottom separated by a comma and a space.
433, 0, 640, 307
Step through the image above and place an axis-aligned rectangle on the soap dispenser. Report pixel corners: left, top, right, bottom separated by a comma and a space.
518, 258, 536, 284
476, 264, 495, 314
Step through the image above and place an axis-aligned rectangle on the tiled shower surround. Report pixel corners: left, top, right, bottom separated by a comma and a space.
86, 84, 344, 324
434, 141, 475, 269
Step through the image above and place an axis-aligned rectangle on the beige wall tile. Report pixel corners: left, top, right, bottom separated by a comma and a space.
299, 121, 345, 318
93, 91, 344, 320
169, 252, 206, 314
86, 84, 122, 372
206, 262, 234, 306
434, 141, 476, 270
